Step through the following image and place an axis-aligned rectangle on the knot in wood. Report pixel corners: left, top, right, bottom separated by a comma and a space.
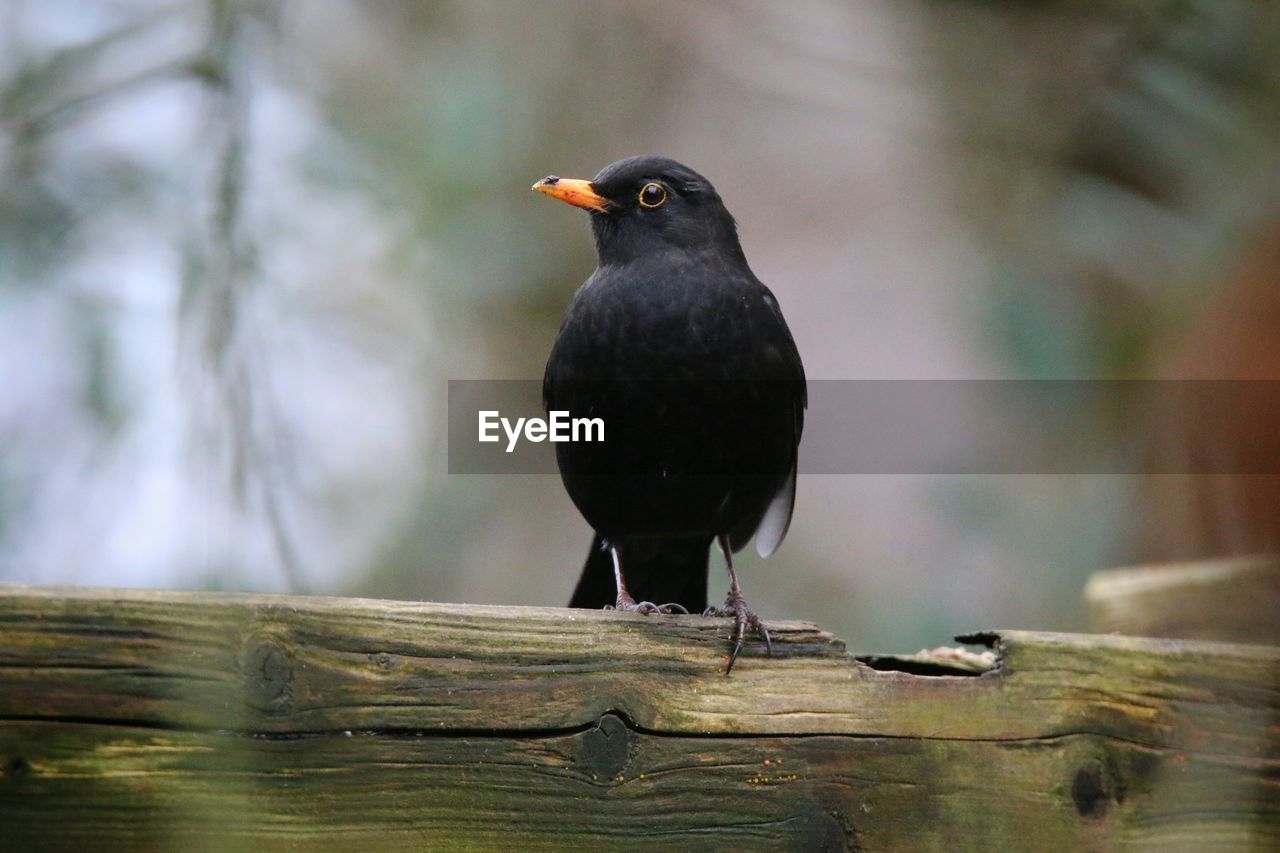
1072, 758, 1121, 820
244, 639, 293, 709
3, 757, 32, 782
574, 713, 634, 781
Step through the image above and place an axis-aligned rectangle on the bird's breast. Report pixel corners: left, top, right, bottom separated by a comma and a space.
554, 263, 766, 381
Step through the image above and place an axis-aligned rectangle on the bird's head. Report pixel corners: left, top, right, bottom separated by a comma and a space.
533, 156, 744, 267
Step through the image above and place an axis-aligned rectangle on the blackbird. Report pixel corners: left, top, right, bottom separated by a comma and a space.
534, 156, 806, 671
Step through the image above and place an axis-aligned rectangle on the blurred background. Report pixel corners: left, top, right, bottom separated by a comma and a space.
2, 0, 1278, 652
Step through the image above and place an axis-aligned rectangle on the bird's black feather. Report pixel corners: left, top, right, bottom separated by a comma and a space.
542, 156, 806, 613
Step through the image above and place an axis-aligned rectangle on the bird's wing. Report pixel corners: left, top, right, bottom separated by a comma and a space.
760, 283, 807, 442
739, 281, 807, 557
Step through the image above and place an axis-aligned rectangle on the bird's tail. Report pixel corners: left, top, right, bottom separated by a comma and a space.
569, 533, 710, 613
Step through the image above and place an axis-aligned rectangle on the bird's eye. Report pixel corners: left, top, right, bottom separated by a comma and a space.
638, 182, 667, 208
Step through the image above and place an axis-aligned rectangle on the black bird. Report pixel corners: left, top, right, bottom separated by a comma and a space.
534, 156, 806, 670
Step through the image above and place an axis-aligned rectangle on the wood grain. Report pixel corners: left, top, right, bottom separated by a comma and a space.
1, 585, 1276, 851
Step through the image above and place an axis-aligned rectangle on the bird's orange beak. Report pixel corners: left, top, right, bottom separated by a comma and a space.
532, 176, 610, 213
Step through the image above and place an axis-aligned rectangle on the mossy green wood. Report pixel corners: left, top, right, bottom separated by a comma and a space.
0, 585, 1276, 851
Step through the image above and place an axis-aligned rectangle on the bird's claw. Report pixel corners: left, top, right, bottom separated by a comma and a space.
607, 598, 688, 615
706, 593, 772, 674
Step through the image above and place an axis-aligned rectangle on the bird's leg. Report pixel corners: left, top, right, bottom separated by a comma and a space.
608, 545, 647, 612
603, 544, 688, 616
705, 534, 772, 673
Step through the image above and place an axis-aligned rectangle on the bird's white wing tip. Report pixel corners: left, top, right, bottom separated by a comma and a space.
754, 465, 796, 558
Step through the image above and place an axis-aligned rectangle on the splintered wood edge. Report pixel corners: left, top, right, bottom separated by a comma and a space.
0, 584, 1276, 755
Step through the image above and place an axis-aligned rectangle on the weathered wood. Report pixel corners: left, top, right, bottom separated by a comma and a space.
1086, 553, 1280, 645
1, 585, 1276, 851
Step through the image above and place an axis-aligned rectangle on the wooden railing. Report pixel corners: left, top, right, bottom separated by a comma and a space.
1, 582, 1276, 850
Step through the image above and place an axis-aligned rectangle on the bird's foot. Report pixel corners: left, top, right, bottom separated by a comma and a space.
606, 594, 688, 615
704, 592, 772, 673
